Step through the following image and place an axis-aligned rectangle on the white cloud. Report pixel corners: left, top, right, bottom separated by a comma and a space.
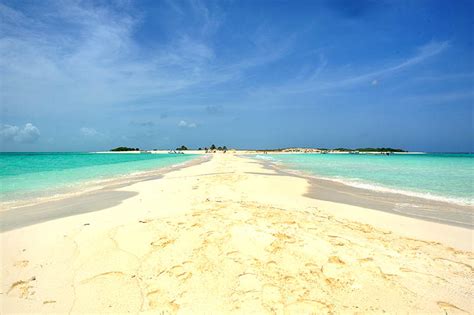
371, 79, 378, 85
0, 1, 290, 116
178, 120, 197, 128
0, 123, 40, 143
80, 127, 98, 136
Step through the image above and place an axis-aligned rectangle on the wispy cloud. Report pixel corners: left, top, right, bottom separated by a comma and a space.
251, 40, 450, 97
332, 41, 450, 87
0, 1, 291, 116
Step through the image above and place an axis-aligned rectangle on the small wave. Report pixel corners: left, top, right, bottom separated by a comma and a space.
276, 167, 473, 207
254, 155, 276, 161
318, 176, 473, 206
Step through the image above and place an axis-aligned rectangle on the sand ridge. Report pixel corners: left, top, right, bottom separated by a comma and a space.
1, 154, 473, 313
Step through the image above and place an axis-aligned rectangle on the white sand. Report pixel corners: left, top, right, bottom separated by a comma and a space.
1, 154, 473, 313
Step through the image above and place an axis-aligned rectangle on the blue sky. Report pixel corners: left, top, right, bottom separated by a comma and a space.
0, 0, 473, 152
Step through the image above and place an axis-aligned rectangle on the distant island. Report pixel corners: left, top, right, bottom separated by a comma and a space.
256, 147, 407, 154
332, 148, 406, 152
110, 147, 140, 152
106, 146, 406, 154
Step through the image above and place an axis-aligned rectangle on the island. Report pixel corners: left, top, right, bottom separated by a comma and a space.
110, 147, 140, 152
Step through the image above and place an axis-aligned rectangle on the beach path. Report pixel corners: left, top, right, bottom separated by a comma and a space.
1, 154, 473, 314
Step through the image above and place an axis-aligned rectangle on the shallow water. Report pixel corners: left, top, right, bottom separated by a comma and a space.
0, 152, 197, 203
254, 153, 474, 206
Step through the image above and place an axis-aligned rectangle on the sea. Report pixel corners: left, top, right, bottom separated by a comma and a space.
254, 153, 474, 206
0, 152, 198, 206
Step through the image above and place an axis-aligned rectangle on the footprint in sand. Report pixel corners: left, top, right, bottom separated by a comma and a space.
238, 273, 261, 292
303, 262, 322, 278
151, 237, 175, 248
265, 260, 278, 268
7, 276, 36, 299
273, 232, 297, 244
169, 264, 193, 281
321, 256, 346, 284
225, 251, 242, 263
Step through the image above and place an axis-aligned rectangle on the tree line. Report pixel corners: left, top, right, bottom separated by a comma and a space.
176, 144, 228, 151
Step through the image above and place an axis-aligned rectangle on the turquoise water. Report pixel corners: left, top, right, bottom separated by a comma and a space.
255, 153, 474, 205
0, 152, 197, 203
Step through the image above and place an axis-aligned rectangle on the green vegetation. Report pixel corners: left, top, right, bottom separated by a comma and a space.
206, 144, 228, 151
110, 147, 139, 151
176, 145, 188, 151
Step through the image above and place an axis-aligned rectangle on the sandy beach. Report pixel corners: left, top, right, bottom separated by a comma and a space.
1, 153, 473, 314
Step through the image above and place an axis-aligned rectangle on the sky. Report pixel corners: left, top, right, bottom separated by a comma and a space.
0, 0, 473, 152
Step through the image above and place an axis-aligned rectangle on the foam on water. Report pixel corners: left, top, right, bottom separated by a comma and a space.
254, 155, 276, 161
255, 153, 474, 206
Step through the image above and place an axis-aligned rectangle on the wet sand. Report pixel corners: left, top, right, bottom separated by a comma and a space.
0, 155, 210, 232
255, 159, 473, 229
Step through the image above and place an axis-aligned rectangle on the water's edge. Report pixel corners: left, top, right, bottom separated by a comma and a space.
246, 155, 474, 229
1, 155, 209, 212
253, 154, 473, 206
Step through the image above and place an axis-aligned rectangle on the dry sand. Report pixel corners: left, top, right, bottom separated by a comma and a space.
1, 154, 473, 314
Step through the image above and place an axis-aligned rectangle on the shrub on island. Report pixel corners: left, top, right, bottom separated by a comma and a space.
110, 147, 140, 152
356, 147, 405, 152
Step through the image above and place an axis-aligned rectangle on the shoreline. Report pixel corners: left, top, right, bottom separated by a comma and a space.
0, 154, 209, 212
1, 153, 472, 313
249, 153, 473, 207
249, 156, 473, 229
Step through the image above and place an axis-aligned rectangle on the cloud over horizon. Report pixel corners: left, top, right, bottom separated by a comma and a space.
0, 123, 40, 143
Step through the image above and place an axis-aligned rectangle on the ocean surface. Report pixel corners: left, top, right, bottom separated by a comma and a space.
255, 153, 474, 206
0, 152, 197, 205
